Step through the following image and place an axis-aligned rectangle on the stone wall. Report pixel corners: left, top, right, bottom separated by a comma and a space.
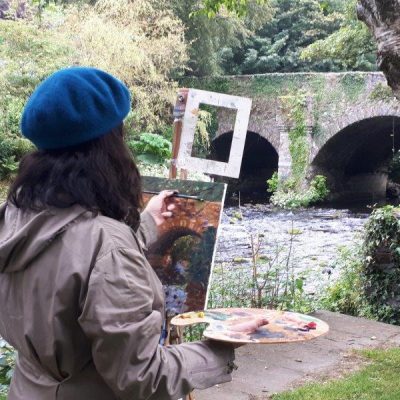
182, 72, 400, 201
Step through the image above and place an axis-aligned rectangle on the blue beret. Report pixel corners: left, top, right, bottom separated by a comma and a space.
21, 67, 131, 150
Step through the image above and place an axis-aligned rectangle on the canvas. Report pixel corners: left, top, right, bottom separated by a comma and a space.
142, 176, 227, 316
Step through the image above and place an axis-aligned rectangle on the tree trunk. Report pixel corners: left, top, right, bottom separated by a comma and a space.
357, 0, 400, 98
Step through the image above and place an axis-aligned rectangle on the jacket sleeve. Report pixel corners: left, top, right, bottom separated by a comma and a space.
136, 211, 158, 249
78, 247, 234, 400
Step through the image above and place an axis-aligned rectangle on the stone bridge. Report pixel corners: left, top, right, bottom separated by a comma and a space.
184, 72, 400, 202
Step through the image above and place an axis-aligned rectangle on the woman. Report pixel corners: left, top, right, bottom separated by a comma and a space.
0, 67, 235, 400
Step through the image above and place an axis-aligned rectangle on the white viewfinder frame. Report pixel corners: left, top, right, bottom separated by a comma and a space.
176, 89, 252, 178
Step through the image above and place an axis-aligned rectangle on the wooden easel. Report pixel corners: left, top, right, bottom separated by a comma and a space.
167, 88, 194, 400
169, 88, 188, 180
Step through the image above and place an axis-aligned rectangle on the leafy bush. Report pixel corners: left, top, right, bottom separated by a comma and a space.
369, 82, 395, 101
309, 174, 330, 200
0, 133, 32, 179
319, 206, 400, 325
0, 18, 70, 178
362, 206, 400, 324
270, 175, 329, 209
128, 133, 172, 164
0, 339, 15, 395
0, 1, 187, 178
61, 0, 187, 133
266, 171, 279, 193
318, 246, 371, 317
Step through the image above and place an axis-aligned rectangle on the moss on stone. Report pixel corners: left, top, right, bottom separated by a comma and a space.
369, 82, 396, 101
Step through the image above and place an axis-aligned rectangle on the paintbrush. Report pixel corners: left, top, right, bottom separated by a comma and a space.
142, 190, 205, 202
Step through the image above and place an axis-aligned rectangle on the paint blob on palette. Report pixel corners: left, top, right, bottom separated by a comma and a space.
171, 308, 329, 344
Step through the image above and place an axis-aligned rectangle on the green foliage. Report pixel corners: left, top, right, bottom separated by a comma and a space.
268, 94, 331, 209
192, 109, 212, 158
219, 0, 354, 75
340, 73, 367, 101
301, 0, 377, 71
172, 0, 272, 76
267, 171, 279, 193
198, 0, 267, 17
183, 323, 207, 342
0, 182, 8, 202
273, 348, 400, 400
270, 175, 329, 209
0, 17, 70, 177
62, 0, 188, 133
0, 19, 70, 98
0, 21, 69, 92
318, 246, 371, 316
0, 1, 188, 174
362, 206, 400, 325
0, 340, 15, 392
320, 206, 400, 326
0, 132, 32, 179
369, 82, 396, 102
283, 93, 309, 183
128, 133, 172, 165
309, 174, 330, 200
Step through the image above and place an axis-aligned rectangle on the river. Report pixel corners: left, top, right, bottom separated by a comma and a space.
213, 204, 370, 296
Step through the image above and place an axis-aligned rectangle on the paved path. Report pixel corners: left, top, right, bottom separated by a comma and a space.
195, 310, 400, 400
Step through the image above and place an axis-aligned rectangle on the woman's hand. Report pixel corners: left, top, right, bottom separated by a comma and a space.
144, 190, 177, 226
227, 317, 269, 334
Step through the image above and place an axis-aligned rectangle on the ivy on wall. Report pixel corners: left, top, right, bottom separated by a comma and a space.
280, 92, 309, 185
268, 92, 330, 208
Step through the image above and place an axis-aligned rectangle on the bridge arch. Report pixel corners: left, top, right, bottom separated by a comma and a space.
314, 101, 400, 153
311, 115, 400, 203
210, 130, 279, 197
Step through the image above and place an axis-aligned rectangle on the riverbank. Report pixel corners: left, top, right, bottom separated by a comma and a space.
209, 204, 368, 309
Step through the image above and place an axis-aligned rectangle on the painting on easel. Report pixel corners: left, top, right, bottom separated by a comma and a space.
142, 176, 226, 316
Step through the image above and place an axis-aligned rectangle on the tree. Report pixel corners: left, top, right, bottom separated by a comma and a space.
199, 0, 267, 17
0, 0, 189, 140
171, 0, 273, 76
219, 0, 348, 75
357, 0, 400, 98
60, 0, 188, 132
301, 0, 376, 70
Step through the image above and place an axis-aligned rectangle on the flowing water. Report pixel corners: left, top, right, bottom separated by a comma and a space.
214, 203, 370, 294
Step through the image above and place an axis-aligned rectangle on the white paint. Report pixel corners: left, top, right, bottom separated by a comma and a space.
176, 89, 252, 178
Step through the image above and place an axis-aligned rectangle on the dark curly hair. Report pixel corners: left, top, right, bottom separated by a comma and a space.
8, 124, 143, 229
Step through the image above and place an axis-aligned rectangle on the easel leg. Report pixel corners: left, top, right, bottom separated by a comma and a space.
169, 88, 195, 400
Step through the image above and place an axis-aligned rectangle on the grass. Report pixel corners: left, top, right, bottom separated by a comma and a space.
0, 182, 9, 203
272, 348, 400, 400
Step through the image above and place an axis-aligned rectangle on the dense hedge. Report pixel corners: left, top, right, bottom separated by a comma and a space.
362, 206, 400, 324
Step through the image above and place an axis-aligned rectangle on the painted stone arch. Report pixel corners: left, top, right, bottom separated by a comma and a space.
310, 115, 400, 202
146, 228, 202, 283
149, 228, 201, 255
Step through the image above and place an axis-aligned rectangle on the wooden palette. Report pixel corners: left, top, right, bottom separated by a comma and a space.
171, 308, 329, 344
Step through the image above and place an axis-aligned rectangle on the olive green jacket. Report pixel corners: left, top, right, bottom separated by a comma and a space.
0, 203, 234, 399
